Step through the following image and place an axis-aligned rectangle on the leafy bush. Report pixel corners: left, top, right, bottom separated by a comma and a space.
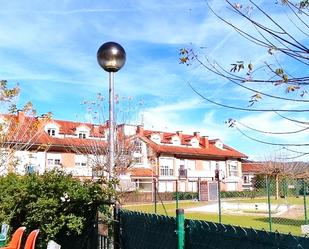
0, 171, 115, 249
220, 190, 266, 199
172, 192, 198, 200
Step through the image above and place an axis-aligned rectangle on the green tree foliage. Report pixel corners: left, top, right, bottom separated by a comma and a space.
0, 170, 116, 249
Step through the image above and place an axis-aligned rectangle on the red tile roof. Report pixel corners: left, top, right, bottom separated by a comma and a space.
1, 113, 108, 152
140, 130, 247, 159
242, 162, 265, 173
129, 167, 156, 177
55, 119, 106, 138
2, 113, 247, 160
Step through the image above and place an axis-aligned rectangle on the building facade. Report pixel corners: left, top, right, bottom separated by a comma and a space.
124, 126, 247, 193
0, 112, 248, 193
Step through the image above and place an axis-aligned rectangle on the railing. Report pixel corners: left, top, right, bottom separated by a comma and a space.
178, 168, 187, 178
98, 235, 109, 249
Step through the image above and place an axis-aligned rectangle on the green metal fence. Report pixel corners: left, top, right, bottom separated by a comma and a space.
219, 176, 309, 234
119, 210, 177, 249
118, 209, 309, 249
125, 175, 309, 236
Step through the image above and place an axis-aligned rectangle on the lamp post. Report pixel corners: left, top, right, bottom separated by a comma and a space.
97, 42, 126, 180
215, 168, 222, 223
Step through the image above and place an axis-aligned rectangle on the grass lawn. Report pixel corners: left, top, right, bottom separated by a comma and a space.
124, 200, 307, 236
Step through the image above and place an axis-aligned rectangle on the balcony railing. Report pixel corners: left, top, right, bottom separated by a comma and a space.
178, 168, 187, 178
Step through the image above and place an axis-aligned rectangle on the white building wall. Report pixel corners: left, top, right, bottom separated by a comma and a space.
36, 151, 46, 174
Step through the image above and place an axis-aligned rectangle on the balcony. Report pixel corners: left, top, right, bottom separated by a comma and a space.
178, 168, 187, 179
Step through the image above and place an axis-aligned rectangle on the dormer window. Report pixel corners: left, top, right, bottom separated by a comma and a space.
191, 138, 199, 148
171, 136, 180, 145
215, 140, 224, 149
150, 134, 161, 144
47, 128, 56, 136
76, 125, 90, 139
78, 131, 87, 139
44, 122, 59, 137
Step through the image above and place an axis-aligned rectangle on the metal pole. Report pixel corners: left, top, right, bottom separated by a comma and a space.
108, 72, 115, 180
303, 179, 308, 225
113, 203, 120, 249
154, 178, 157, 214
176, 209, 185, 249
266, 175, 272, 232
176, 180, 179, 209
218, 180, 222, 223
198, 177, 201, 201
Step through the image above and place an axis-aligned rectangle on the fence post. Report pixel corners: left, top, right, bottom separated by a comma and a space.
266, 175, 272, 232
154, 178, 157, 214
113, 203, 120, 249
176, 209, 185, 249
303, 179, 308, 225
176, 180, 179, 209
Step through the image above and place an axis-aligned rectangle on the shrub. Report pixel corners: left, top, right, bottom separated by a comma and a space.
0, 170, 115, 249
172, 192, 198, 200
220, 190, 266, 199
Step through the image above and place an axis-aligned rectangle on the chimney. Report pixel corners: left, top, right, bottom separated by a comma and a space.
176, 131, 183, 139
200, 136, 209, 149
136, 125, 144, 135
193, 131, 200, 139
17, 111, 25, 123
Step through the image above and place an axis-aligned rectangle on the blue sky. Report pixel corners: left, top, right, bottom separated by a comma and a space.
1, 0, 308, 160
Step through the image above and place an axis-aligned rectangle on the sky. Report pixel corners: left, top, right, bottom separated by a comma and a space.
1, 0, 308, 161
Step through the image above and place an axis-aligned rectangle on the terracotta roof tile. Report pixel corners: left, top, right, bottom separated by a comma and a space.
129, 167, 156, 177
141, 136, 246, 159
242, 163, 264, 173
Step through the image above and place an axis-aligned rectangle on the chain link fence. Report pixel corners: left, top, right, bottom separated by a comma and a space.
117, 209, 309, 249
122, 175, 309, 236
218, 175, 309, 235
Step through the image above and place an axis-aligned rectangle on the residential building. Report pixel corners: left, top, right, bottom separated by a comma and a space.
241, 161, 265, 190
125, 126, 247, 193
0, 112, 248, 193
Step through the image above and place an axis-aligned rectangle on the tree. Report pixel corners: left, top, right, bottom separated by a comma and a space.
66, 94, 143, 185
261, 151, 308, 198
0, 170, 114, 249
0, 80, 50, 175
180, 1, 309, 159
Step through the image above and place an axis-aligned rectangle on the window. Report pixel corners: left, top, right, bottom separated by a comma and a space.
172, 136, 180, 145
48, 158, 61, 166
228, 162, 238, 177
179, 165, 187, 178
134, 140, 142, 153
151, 134, 161, 143
160, 166, 173, 176
244, 176, 249, 183
47, 128, 56, 136
191, 138, 199, 147
133, 156, 142, 164
75, 155, 87, 167
75, 162, 87, 167
26, 165, 35, 173
78, 132, 87, 139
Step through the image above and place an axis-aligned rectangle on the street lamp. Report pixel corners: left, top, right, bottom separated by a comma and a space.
97, 42, 126, 180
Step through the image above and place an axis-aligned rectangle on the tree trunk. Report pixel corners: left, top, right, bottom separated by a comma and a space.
275, 174, 279, 200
